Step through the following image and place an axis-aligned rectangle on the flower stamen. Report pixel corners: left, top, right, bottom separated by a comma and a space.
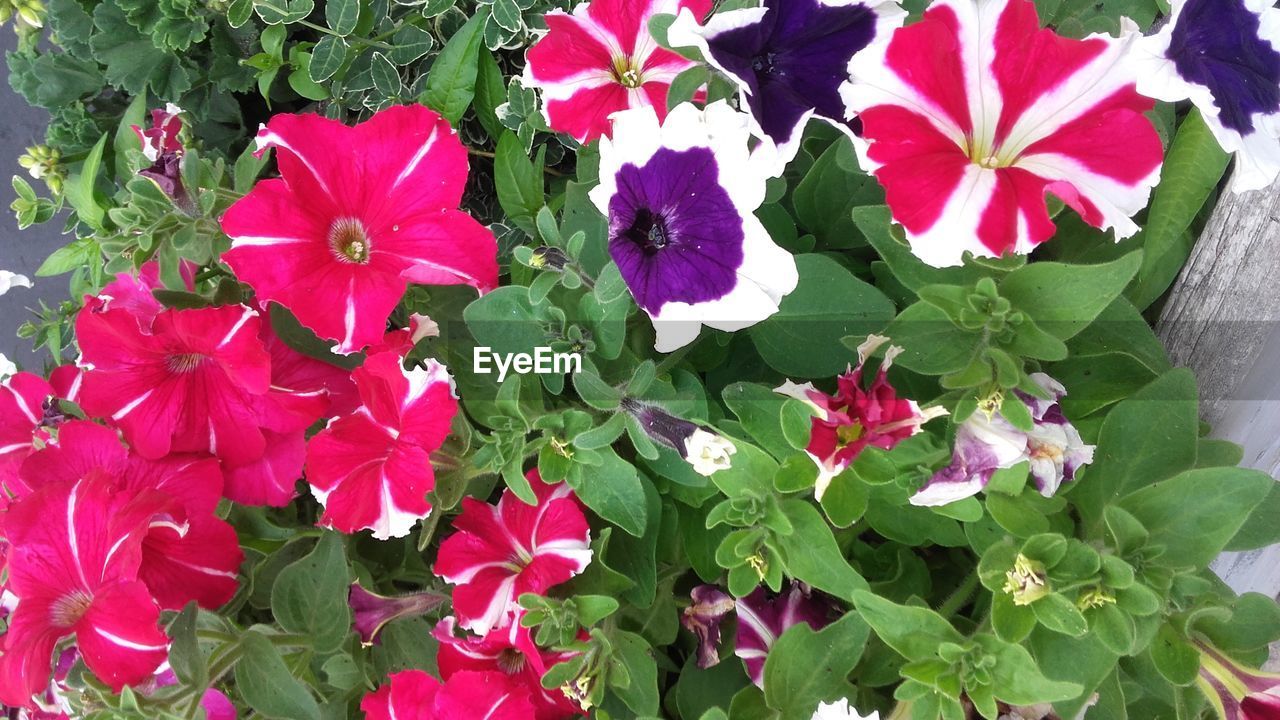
329, 217, 372, 264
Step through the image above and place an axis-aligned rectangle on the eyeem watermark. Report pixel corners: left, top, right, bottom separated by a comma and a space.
474, 347, 582, 382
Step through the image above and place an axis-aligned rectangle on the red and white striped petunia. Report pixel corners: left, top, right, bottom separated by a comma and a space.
840, 0, 1163, 267
0, 475, 171, 705
305, 351, 457, 540
524, 0, 711, 144
360, 669, 536, 720
220, 106, 498, 355
0, 372, 52, 506
433, 470, 592, 637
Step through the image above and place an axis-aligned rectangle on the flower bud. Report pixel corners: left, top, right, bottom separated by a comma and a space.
529, 246, 568, 271
348, 582, 446, 646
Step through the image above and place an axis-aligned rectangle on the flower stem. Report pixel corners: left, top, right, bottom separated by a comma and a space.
939, 570, 980, 619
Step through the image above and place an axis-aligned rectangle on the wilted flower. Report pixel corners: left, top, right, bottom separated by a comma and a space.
1195, 641, 1280, 720
735, 583, 834, 687
681, 585, 735, 669
590, 102, 798, 352
911, 374, 1093, 506
349, 582, 446, 646
130, 105, 191, 209
1133, 0, 1280, 193
841, 0, 1162, 266
622, 399, 736, 475
776, 335, 945, 499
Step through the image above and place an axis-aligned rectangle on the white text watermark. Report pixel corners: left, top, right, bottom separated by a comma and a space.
473, 347, 582, 382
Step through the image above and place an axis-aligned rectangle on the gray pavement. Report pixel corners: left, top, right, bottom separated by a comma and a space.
0, 29, 74, 371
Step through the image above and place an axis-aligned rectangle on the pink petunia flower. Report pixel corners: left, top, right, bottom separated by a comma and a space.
0, 476, 171, 705
434, 617, 583, 720
0, 372, 52, 504
220, 105, 499, 355
305, 350, 457, 540
775, 335, 945, 500
17, 421, 243, 612
523, 0, 712, 144
131, 104, 184, 163
840, 0, 1163, 267
433, 470, 592, 636
360, 669, 536, 720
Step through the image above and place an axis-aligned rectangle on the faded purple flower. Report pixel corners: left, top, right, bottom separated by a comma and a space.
681, 585, 736, 669
589, 101, 798, 353
735, 583, 834, 687
349, 582, 446, 646
669, 0, 904, 172
131, 104, 192, 211
911, 373, 1093, 507
622, 399, 736, 476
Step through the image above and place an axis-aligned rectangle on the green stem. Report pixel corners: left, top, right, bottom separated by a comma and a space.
654, 343, 693, 375
939, 570, 980, 619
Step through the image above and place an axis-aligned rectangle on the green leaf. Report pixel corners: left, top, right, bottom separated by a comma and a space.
609, 630, 660, 716
1149, 623, 1199, 686
750, 254, 895, 377
998, 252, 1142, 340
473, 49, 506, 140
1119, 467, 1274, 569
91, 1, 193, 99
309, 35, 348, 83
976, 634, 1084, 706
1226, 481, 1280, 551
852, 590, 964, 662
792, 137, 883, 248
855, 205, 990, 292
1127, 109, 1231, 310
464, 286, 546, 357
605, 475, 661, 607
1031, 594, 1088, 637
495, 132, 544, 235
235, 630, 321, 720
1071, 369, 1199, 529
774, 500, 868, 601
325, 0, 359, 34
421, 12, 486, 123
389, 25, 435, 65
167, 603, 207, 687
113, 93, 146, 185
270, 531, 352, 653
64, 134, 107, 230
722, 382, 793, 461
566, 448, 647, 536
370, 52, 401, 97
253, 0, 314, 24
763, 612, 869, 718
882, 301, 979, 375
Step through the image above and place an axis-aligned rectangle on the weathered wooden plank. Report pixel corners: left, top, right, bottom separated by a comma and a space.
1157, 177, 1280, 597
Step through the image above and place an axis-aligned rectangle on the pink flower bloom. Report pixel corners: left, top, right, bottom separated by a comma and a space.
360, 669, 536, 720
524, 0, 712, 143
433, 470, 592, 636
0, 476, 170, 705
305, 351, 457, 539
775, 335, 945, 500
75, 299, 275, 466
840, 0, 1163, 267
47, 366, 82, 405
220, 105, 499, 355
0, 372, 52, 504
434, 617, 583, 720
18, 421, 243, 611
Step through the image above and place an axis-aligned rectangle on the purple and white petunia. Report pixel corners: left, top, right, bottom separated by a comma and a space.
681, 585, 735, 669
590, 101, 798, 352
734, 583, 833, 688
910, 373, 1094, 507
1133, 0, 1280, 192
669, 0, 904, 173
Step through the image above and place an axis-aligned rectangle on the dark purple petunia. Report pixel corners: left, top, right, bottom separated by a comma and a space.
1136, 0, 1280, 192
669, 0, 903, 171
682, 585, 736, 668
734, 583, 834, 688
589, 102, 798, 352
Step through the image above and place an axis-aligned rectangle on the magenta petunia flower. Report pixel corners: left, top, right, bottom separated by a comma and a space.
434, 617, 583, 720
220, 105, 498, 355
840, 0, 1163, 267
0, 372, 52, 504
17, 421, 243, 612
0, 476, 171, 705
433, 470, 592, 636
360, 669, 536, 720
775, 335, 945, 500
524, 0, 712, 144
305, 350, 457, 540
